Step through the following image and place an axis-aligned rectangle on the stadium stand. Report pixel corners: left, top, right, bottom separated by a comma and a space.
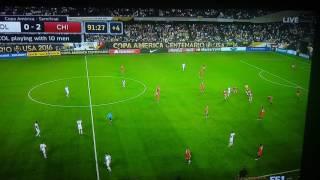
0, 7, 273, 19
0, 7, 315, 53
85, 22, 313, 49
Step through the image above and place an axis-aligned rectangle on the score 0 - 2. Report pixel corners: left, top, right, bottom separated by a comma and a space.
21, 22, 43, 32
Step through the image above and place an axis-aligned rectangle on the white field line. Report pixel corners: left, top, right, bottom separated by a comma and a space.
258, 71, 297, 88
27, 76, 147, 108
240, 60, 308, 91
250, 169, 300, 179
85, 56, 100, 180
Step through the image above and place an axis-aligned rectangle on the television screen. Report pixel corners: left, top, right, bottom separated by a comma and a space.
0, 6, 317, 180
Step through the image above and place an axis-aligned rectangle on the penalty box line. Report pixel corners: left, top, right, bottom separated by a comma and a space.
85, 56, 100, 180
240, 60, 308, 91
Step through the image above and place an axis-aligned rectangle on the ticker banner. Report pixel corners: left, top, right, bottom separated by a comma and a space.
0, 52, 27, 59
107, 42, 225, 49
246, 47, 272, 51
61, 50, 109, 55
109, 49, 141, 54
72, 42, 99, 51
168, 48, 197, 53
299, 53, 310, 59
221, 47, 246, 51
140, 48, 168, 54
48, 51, 61, 56
197, 48, 221, 52
27, 51, 61, 57
27, 51, 49, 57
0, 15, 67, 22
0, 44, 65, 53
0, 34, 82, 43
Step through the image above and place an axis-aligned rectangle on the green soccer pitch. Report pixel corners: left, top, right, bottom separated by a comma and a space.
0, 52, 311, 180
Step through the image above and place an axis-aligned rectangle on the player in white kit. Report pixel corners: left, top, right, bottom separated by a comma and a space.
40, 143, 47, 159
34, 121, 41, 137
104, 154, 112, 172
65, 86, 70, 97
77, 120, 83, 135
248, 92, 253, 103
228, 132, 236, 147
182, 63, 186, 71
122, 79, 126, 88
227, 87, 231, 97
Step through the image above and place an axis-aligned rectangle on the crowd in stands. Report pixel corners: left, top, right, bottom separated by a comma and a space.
85, 22, 313, 49
0, 6, 273, 19
0, 7, 314, 50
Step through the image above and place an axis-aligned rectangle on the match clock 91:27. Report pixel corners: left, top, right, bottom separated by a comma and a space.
84, 22, 108, 34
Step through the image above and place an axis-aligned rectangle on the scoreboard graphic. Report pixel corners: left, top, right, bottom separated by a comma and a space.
0, 15, 124, 43
84, 21, 123, 34
0, 21, 82, 33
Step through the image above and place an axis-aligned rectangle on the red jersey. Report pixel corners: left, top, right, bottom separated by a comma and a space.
200, 83, 205, 90
199, 69, 204, 77
156, 87, 160, 95
257, 146, 263, 156
205, 106, 209, 114
120, 65, 125, 73
185, 149, 191, 160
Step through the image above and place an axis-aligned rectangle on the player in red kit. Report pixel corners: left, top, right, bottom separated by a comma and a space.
202, 64, 206, 71
258, 106, 265, 120
200, 81, 205, 94
120, 64, 125, 74
199, 69, 204, 79
185, 147, 191, 164
224, 89, 228, 100
199, 65, 206, 79
255, 144, 264, 160
204, 105, 209, 119
155, 86, 160, 102
244, 84, 249, 95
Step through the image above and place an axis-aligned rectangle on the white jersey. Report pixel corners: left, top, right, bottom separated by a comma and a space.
229, 133, 235, 142
182, 63, 186, 69
105, 154, 112, 172
35, 123, 40, 130
248, 92, 253, 102
228, 87, 231, 93
77, 120, 82, 129
122, 80, 126, 87
40, 144, 46, 151
105, 154, 111, 167
105, 154, 111, 163
65, 86, 69, 93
